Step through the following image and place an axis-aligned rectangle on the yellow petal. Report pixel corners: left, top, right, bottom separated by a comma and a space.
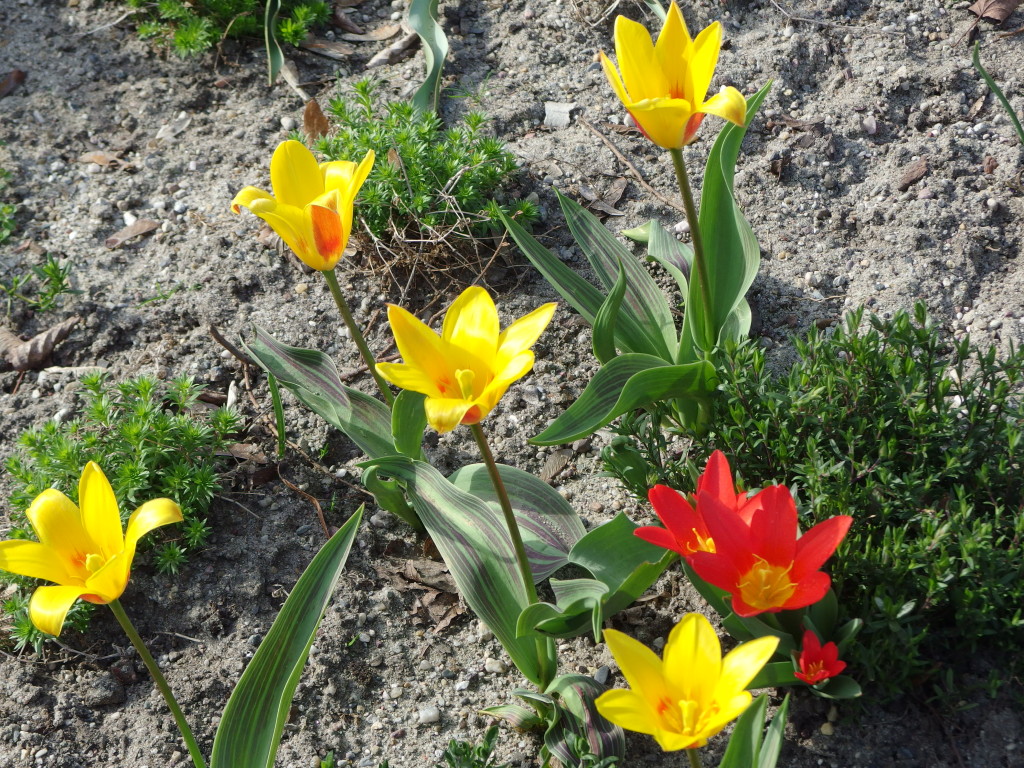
78, 463, 124, 559
82, 551, 131, 603
320, 159, 358, 193
423, 397, 475, 434
25, 488, 95, 561
29, 585, 87, 637
717, 635, 779, 698
664, 613, 721, 707
628, 97, 695, 150
700, 691, 754, 740
375, 362, 444, 397
247, 199, 318, 268
270, 140, 324, 208
442, 287, 500, 358
497, 302, 556, 361
600, 52, 632, 109
231, 186, 273, 214
594, 689, 660, 737
654, 1, 693, 99
309, 191, 348, 270
125, 498, 183, 552
613, 15, 668, 103
603, 628, 671, 705
387, 304, 455, 386
699, 86, 748, 128
0, 540, 78, 585
687, 22, 723, 109
492, 351, 535, 392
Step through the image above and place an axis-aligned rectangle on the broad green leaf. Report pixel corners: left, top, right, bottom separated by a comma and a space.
747, 661, 797, 689
447, 463, 585, 582
211, 506, 363, 768
362, 466, 424, 533
361, 456, 554, 685
480, 703, 545, 731
647, 219, 692, 300
408, 0, 448, 113
559, 191, 677, 357
518, 579, 608, 642
758, 695, 790, 768
691, 82, 772, 350
264, 0, 284, 86
593, 258, 628, 364
815, 675, 862, 699
542, 674, 625, 766
243, 327, 394, 459
719, 693, 766, 768
644, 0, 667, 22
621, 221, 653, 243
498, 209, 658, 356
531, 353, 716, 445
391, 390, 426, 459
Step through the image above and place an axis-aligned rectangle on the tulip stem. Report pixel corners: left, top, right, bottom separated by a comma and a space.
687, 748, 703, 768
108, 599, 207, 768
669, 148, 714, 350
322, 267, 395, 407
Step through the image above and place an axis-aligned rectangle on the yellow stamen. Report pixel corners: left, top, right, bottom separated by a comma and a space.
738, 558, 796, 611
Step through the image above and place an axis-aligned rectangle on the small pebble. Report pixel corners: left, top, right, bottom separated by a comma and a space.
820, 722, 835, 736
281, 116, 297, 131
417, 706, 440, 725
483, 658, 507, 675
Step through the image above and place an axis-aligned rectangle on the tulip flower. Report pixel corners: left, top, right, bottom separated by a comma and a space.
376, 286, 556, 433
231, 140, 375, 271
0, 462, 182, 636
689, 485, 852, 617
599, 1, 747, 149
636, 450, 762, 556
794, 629, 847, 685
595, 612, 778, 752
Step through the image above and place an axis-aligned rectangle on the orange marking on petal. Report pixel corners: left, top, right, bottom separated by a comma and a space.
309, 205, 345, 265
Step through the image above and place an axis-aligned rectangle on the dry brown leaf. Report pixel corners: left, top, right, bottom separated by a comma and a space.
589, 200, 625, 217
225, 443, 270, 463
969, 0, 1021, 23
983, 155, 999, 174
366, 31, 419, 68
332, 5, 365, 32
298, 37, 356, 61
967, 93, 988, 120
897, 157, 929, 191
340, 23, 400, 42
0, 316, 80, 372
603, 177, 627, 207
540, 449, 573, 484
0, 70, 26, 98
303, 99, 330, 141
78, 150, 122, 167
386, 147, 404, 171
105, 219, 159, 248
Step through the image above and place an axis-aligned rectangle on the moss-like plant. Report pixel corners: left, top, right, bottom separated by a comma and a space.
603, 304, 1024, 698
2, 373, 240, 651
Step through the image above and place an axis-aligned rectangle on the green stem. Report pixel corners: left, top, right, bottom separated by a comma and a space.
108, 600, 207, 768
470, 422, 555, 687
687, 748, 703, 768
322, 267, 395, 407
669, 147, 714, 350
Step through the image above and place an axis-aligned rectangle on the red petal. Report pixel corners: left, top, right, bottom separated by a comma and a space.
697, 492, 753, 572
793, 515, 852, 578
649, 485, 705, 551
800, 629, 822, 659
696, 450, 734, 502
634, 525, 686, 556
748, 486, 797, 565
781, 570, 831, 611
688, 550, 741, 595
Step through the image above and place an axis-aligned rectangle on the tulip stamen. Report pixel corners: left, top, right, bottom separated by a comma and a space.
738, 558, 796, 612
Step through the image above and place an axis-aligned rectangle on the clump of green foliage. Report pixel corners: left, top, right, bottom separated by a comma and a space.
317, 79, 538, 241
0, 166, 16, 245
126, 0, 328, 56
2, 373, 240, 652
379, 726, 509, 768
604, 304, 1024, 698
1, 254, 77, 316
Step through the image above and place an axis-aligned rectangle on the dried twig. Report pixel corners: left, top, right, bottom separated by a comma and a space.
209, 324, 256, 367
276, 463, 330, 537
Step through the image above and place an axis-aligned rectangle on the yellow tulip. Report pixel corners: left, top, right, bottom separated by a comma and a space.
231, 140, 375, 271
376, 286, 556, 434
595, 613, 778, 751
600, 1, 747, 149
0, 462, 182, 637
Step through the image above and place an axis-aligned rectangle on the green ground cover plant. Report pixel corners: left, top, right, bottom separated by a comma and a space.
0, 254, 77, 316
603, 304, 1024, 698
316, 80, 537, 243
0, 166, 15, 245
2, 373, 239, 651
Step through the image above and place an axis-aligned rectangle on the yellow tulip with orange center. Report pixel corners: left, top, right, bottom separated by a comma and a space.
0, 462, 182, 637
231, 139, 375, 271
376, 286, 556, 433
596, 612, 778, 752
600, 2, 747, 149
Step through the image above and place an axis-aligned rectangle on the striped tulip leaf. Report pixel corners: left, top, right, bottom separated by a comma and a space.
592, 257, 627, 365
646, 218, 692, 301
243, 326, 394, 459
361, 456, 555, 685
210, 505, 363, 768
543, 674, 625, 767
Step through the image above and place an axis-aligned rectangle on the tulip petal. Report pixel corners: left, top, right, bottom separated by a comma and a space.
718, 634, 779, 694
0, 540, 78, 585
633, 525, 685, 554
664, 613, 720, 706
496, 302, 556, 364
696, 451, 733, 504
309, 193, 347, 269
627, 97, 694, 149
79, 462, 124, 559
699, 86, 748, 128
443, 287, 500, 358
270, 140, 324, 208
613, 15, 668, 103
231, 186, 273, 214
423, 397, 475, 434
29, 585, 87, 637
375, 362, 444, 398
697, 493, 755, 572
793, 515, 852, 578
599, 52, 632, 110
594, 689, 660, 737
321, 160, 357, 193
654, 1, 693, 100
245, 198, 316, 267
687, 21, 722, 108
782, 570, 831, 610
493, 350, 535, 390
748, 486, 797, 565
125, 498, 183, 551
82, 551, 130, 604
25, 488, 94, 561
603, 628, 671, 705
387, 304, 456, 387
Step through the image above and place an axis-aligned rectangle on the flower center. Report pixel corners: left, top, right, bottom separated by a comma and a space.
802, 660, 827, 682
657, 696, 717, 746
687, 528, 715, 555
455, 368, 476, 400
738, 558, 796, 612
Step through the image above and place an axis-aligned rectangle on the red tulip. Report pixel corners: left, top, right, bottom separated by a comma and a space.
794, 629, 847, 685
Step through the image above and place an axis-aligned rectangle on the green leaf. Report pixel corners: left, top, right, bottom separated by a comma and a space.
362, 466, 424, 533
647, 219, 691, 300
559, 191, 677, 358
360, 456, 553, 685
689, 82, 772, 350
541, 674, 625, 765
747, 661, 798, 689
719, 693, 790, 768
480, 703, 545, 731
264, 0, 284, 87
448, 463, 585, 582
805, 588, 839, 639
621, 221, 653, 243
211, 506, 363, 768
758, 694, 790, 768
531, 353, 716, 445
593, 258, 628, 364
972, 42, 1024, 145
408, 0, 449, 113
814, 675, 862, 699
243, 327, 394, 459
391, 390, 426, 459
